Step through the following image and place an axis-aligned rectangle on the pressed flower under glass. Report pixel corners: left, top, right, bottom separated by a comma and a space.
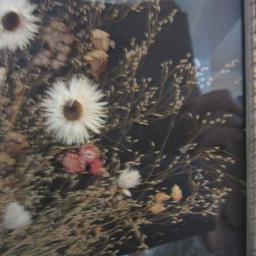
0, 1, 245, 256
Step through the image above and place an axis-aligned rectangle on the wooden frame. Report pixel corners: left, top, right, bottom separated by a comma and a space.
246, 0, 256, 255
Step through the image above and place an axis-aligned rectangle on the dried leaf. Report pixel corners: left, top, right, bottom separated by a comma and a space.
85, 50, 109, 79
91, 29, 115, 51
149, 203, 166, 214
0, 67, 7, 87
40, 19, 73, 70
171, 184, 183, 202
0, 152, 16, 166
5, 132, 29, 154
154, 192, 171, 203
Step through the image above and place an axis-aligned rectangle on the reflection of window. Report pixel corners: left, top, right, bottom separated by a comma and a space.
178, 0, 242, 98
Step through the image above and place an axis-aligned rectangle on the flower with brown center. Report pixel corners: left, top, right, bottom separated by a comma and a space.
41, 76, 107, 145
2, 11, 20, 31
0, 0, 39, 51
63, 100, 84, 121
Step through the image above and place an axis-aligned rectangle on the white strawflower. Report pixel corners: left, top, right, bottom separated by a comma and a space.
0, 0, 39, 51
41, 76, 107, 145
3, 202, 32, 230
118, 168, 141, 189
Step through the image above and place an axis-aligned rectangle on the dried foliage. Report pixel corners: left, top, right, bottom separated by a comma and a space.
34, 19, 74, 70
85, 49, 109, 79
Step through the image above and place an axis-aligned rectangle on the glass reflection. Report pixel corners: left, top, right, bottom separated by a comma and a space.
133, 0, 245, 255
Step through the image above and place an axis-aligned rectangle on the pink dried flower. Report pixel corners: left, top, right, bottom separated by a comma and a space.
79, 144, 108, 177
62, 152, 84, 174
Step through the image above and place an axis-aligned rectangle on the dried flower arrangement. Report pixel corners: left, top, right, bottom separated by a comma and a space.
0, 0, 244, 255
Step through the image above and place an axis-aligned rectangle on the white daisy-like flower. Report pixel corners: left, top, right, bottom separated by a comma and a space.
0, 0, 39, 51
118, 168, 141, 190
3, 202, 32, 230
41, 76, 107, 145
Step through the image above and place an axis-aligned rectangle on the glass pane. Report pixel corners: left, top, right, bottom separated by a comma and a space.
0, 1, 245, 256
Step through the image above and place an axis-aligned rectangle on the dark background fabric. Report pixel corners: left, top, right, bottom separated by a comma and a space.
99, 1, 245, 255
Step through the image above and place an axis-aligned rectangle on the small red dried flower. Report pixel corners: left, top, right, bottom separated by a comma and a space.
61, 145, 108, 177
79, 144, 108, 177
62, 152, 84, 174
